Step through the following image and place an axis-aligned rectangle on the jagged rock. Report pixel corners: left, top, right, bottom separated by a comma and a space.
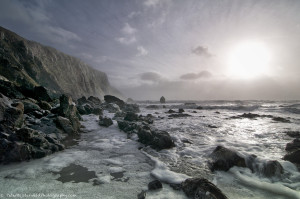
117, 120, 138, 134
179, 108, 185, 113
283, 150, 300, 165
104, 95, 125, 109
113, 111, 126, 119
209, 146, 246, 172
148, 180, 162, 190
285, 138, 300, 152
3, 103, 24, 128
160, 96, 166, 103
181, 178, 228, 199
0, 79, 24, 99
77, 96, 89, 106
56, 116, 74, 134
99, 116, 113, 127
103, 103, 120, 113
166, 109, 176, 113
5, 142, 32, 162
87, 96, 102, 105
124, 112, 139, 122
58, 95, 80, 134
138, 127, 175, 150
16, 128, 34, 142
263, 160, 284, 177
38, 101, 52, 110
285, 131, 300, 138
92, 107, 103, 115
23, 100, 41, 114
33, 86, 52, 102
168, 113, 191, 118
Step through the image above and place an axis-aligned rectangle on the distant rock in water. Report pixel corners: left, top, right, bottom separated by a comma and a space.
160, 96, 166, 103
0, 26, 121, 99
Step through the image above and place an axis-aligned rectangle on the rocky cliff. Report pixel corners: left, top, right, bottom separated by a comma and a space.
0, 26, 121, 99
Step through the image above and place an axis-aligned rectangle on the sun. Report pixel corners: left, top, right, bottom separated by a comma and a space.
228, 41, 271, 78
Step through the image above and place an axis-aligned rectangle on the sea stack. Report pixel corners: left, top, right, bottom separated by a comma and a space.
160, 96, 166, 103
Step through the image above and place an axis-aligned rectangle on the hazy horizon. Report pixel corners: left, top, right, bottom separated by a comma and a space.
1, 0, 300, 100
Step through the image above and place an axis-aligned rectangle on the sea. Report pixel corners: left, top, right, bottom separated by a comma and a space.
0, 100, 299, 199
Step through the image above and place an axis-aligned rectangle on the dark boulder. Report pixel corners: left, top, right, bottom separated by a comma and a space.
145, 105, 159, 109
99, 116, 113, 127
77, 96, 89, 106
168, 113, 191, 118
38, 101, 52, 111
124, 112, 139, 122
123, 103, 140, 113
33, 86, 52, 102
148, 180, 162, 190
102, 103, 120, 113
23, 100, 41, 114
196, 106, 203, 110
166, 109, 176, 113
181, 178, 228, 199
104, 95, 125, 109
285, 138, 300, 153
209, 146, 246, 172
117, 120, 138, 134
87, 96, 102, 105
56, 116, 74, 134
285, 131, 300, 138
160, 96, 166, 103
0, 79, 24, 99
283, 150, 300, 165
263, 160, 284, 177
3, 103, 24, 128
58, 95, 81, 134
178, 108, 185, 113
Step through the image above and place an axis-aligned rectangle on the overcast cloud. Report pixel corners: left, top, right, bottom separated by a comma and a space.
1, 0, 300, 100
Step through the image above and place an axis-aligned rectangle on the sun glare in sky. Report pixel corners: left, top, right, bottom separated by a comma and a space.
228, 41, 271, 79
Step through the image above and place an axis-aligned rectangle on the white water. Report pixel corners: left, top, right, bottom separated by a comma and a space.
0, 101, 300, 198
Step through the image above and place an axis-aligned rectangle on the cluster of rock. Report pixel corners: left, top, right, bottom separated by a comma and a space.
117, 111, 175, 150
0, 78, 83, 163
209, 146, 284, 178
230, 113, 291, 123
139, 178, 228, 199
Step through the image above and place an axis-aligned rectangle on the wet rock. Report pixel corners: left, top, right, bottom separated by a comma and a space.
208, 125, 218, 128
196, 106, 203, 110
263, 160, 284, 177
16, 128, 34, 142
148, 180, 162, 190
0, 79, 24, 99
23, 100, 41, 114
285, 131, 300, 138
272, 117, 290, 123
87, 96, 102, 105
6, 142, 32, 162
103, 103, 120, 113
138, 127, 175, 150
145, 105, 159, 109
38, 101, 52, 110
56, 116, 74, 134
33, 86, 52, 102
117, 120, 138, 134
77, 96, 89, 106
182, 178, 228, 199
104, 95, 125, 109
170, 183, 182, 190
137, 190, 146, 199
209, 146, 246, 172
285, 138, 300, 153
99, 116, 113, 127
283, 150, 300, 165
166, 109, 176, 113
160, 96, 166, 103
178, 108, 185, 113
58, 95, 81, 134
168, 113, 191, 118
124, 112, 139, 122
3, 104, 24, 128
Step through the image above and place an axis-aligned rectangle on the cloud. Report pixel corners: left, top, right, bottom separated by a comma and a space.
115, 36, 137, 45
121, 23, 136, 35
128, 11, 141, 19
191, 46, 212, 57
116, 23, 137, 45
144, 0, 161, 7
136, 46, 149, 56
180, 70, 212, 80
140, 72, 161, 81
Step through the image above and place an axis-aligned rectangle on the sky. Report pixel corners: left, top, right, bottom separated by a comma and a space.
1, 0, 300, 100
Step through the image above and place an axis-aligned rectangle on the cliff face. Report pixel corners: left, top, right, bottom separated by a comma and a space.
0, 26, 121, 99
